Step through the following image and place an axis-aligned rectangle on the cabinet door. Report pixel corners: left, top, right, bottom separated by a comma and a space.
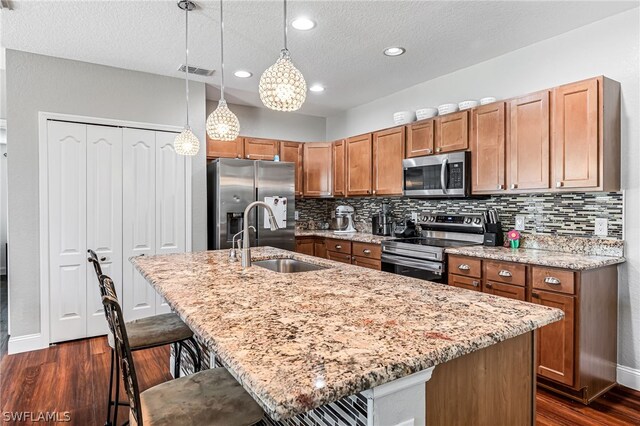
332, 140, 347, 197
471, 103, 506, 193
531, 290, 575, 386
303, 143, 332, 197
244, 138, 279, 160
448, 274, 481, 292
346, 134, 373, 196
483, 281, 525, 301
314, 238, 327, 259
207, 135, 244, 159
553, 78, 599, 189
295, 238, 315, 255
373, 126, 405, 196
86, 125, 123, 337
508, 91, 550, 191
48, 121, 88, 342
406, 120, 434, 157
435, 111, 469, 153
122, 128, 157, 321
280, 141, 304, 196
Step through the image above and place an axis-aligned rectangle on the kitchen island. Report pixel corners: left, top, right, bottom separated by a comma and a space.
132, 247, 562, 425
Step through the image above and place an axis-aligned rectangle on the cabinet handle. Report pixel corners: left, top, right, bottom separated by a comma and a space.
486, 282, 492, 289
436, 147, 442, 152
457, 264, 471, 271
472, 280, 479, 287
247, 154, 251, 159
335, 245, 342, 250
363, 249, 371, 254
544, 277, 561, 285
510, 183, 517, 190
351, 256, 355, 261
100, 256, 107, 262
426, 148, 432, 154
532, 292, 540, 298
556, 181, 563, 188
498, 270, 512, 277
496, 184, 504, 190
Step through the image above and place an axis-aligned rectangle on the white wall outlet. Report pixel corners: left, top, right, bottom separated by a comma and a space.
294, 210, 299, 220
595, 218, 608, 236
411, 212, 419, 222
515, 216, 525, 231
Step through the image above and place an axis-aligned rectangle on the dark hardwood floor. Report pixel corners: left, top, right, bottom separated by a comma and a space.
1, 337, 639, 425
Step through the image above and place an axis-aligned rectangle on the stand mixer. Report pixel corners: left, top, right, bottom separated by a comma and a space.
333, 205, 357, 233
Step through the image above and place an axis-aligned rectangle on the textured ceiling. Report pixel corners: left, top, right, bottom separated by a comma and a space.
1, 1, 637, 116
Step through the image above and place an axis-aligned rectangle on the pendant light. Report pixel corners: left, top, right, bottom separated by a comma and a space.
206, 0, 240, 141
175, 0, 200, 156
259, 0, 306, 111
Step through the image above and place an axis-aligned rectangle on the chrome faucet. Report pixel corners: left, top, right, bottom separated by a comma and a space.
241, 201, 280, 268
230, 226, 255, 261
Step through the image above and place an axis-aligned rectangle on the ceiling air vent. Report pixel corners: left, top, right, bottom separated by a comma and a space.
178, 65, 215, 77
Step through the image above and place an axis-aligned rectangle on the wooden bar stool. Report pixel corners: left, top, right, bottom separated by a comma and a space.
101, 286, 264, 426
88, 250, 202, 426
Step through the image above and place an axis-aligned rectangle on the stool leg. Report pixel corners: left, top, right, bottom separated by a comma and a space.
175, 342, 183, 378
105, 348, 115, 426
113, 351, 120, 426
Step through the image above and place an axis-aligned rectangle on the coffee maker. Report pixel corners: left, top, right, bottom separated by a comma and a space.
372, 203, 393, 236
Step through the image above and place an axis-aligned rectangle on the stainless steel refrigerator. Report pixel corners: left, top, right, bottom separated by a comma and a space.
207, 159, 295, 251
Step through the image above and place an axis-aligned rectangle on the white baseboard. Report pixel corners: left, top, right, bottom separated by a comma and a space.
617, 364, 640, 391
8, 333, 48, 355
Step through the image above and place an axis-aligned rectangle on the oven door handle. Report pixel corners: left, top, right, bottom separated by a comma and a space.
381, 254, 444, 273
440, 158, 449, 194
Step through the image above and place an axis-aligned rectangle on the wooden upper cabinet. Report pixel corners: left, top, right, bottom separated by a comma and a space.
279, 141, 303, 196
435, 111, 469, 153
303, 142, 332, 197
406, 120, 434, 157
373, 126, 405, 196
552, 76, 621, 192
244, 138, 279, 160
508, 91, 551, 191
206, 136, 244, 159
346, 134, 373, 196
471, 102, 507, 194
332, 139, 347, 197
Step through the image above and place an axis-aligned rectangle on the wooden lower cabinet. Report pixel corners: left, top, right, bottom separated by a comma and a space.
314, 238, 327, 259
327, 250, 352, 264
295, 237, 315, 256
296, 237, 381, 270
448, 255, 618, 404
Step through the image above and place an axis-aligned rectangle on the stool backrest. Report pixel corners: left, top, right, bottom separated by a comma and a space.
101, 281, 143, 426
87, 249, 103, 280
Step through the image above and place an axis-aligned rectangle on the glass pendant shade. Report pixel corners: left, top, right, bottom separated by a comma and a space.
259, 49, 307, 112
206, 100, 240, 141
174, 127, 200, 156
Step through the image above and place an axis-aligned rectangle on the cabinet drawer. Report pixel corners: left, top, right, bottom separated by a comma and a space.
327, 250, 352, 264
448, 274, 481, 292
326, 239, 352, 254
352, 256, 381, 270
484, 281, 526, 301
485, 261, 526, 286
532, 267, 575, 295
352, 242, 381, 260
448, 256, 482, 278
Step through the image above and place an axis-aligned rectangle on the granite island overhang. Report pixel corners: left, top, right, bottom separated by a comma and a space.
131, 247, 563, 425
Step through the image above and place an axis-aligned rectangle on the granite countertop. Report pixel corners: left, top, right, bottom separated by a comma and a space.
445, 245, 625, 270
295, 229, 392, 244
132, 248, 562, 420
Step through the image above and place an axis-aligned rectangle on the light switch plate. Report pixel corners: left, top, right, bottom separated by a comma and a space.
595, 218, 608, 236
294, 210, 299, 220
515, 216, 525, 231
411, 212, 419, 222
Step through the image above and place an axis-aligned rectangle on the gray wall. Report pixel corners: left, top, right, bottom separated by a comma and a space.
327, 9, 640, 371
0, 69, 6, 120
6, 50, 207, 337
206, 101, 326, 142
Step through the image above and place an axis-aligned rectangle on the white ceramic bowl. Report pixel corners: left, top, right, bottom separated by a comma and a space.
480, 97, 497, 105
416, 107, 438, 120
393, 110, 416, 125
458, 100, 480, 110
437, 103, 458, 115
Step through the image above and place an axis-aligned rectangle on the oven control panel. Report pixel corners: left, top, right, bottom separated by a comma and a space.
418, 214, 484, 232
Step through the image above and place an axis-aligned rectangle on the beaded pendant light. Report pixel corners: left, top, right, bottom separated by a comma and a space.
175, 0, 201, 156
259, 0, 306, 111
206, 0, 240, 141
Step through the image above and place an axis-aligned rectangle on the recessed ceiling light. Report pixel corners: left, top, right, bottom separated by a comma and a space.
309, 84, 325, 92
383, 47, 406, 57
292, 17, 316, 30
234, 70, 252, 78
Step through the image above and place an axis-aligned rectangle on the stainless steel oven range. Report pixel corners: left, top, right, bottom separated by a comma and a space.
381, 213, 485, 283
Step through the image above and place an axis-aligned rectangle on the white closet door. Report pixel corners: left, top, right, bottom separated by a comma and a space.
122, 128, 157, 320
154, 131, 185, 313
86, 125, 123, 336
48, 121, 88, 342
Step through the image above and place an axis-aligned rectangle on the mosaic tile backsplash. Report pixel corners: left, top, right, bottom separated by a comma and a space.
296, 192, 624, 240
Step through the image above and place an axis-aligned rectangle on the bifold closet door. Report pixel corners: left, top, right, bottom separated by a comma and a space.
122, 128, 158, 321
86, 125, 123, 336
48, 121, 88, 342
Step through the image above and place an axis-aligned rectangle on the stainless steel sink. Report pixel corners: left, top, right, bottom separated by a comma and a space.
253, 258, 329, 273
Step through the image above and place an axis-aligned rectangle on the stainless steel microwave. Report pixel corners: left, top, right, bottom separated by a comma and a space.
402, 152, 470, 198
